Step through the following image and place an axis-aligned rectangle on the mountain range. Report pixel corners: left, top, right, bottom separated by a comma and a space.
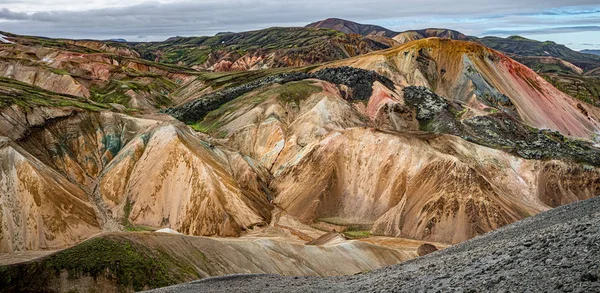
0, 18, 599, 292
581, 49, 600, 56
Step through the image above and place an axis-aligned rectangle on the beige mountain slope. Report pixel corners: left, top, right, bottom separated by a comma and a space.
0, 231, 447, 292
0, 139, 101, 252
99, 122, 273, 237
191, 73, 600, 244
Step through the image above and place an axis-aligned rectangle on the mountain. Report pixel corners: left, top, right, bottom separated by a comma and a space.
305, 18, 398, 37
1, 26, 600, 292
393, 28, 468, 44
478, 36, 600, 106
143, 195, 600, 292
108, 38, 127, 43
0, 32, 197, 112
304, 19, 600, 107
130, 27, 391, 71
479, 36, 600, 72
581, 49, 600, 56
329, 38, 599, 137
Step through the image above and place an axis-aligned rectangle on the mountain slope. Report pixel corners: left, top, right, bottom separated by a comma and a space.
477, 36, 600, 106
145, 193, 600, 293
305, 18, 397, 38
0, 33, 197, 112
0, 140, 101, 252
326, 38, 600, 138
130, 27, 390, 71
480, 36, 600, 72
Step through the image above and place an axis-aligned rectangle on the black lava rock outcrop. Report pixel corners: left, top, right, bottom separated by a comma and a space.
403, 86, 600, 166
163, 72, 309, 123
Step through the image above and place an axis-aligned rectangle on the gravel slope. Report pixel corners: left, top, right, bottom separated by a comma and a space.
146, 196, 600, 293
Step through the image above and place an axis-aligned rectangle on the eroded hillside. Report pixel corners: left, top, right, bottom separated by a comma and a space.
0, 27, 599, 293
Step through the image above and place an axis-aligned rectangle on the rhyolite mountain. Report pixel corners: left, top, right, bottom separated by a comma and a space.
0, 21, 600, 292
125, 18, 600, 107
302, 20, 600, 106
128, 27, 390, 71
305, 18, 398, 38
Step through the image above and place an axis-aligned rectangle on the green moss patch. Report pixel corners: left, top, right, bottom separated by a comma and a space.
0, 77, 109, 111
0, 236, 197, 292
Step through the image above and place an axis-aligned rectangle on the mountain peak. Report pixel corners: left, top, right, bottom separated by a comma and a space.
306, 18, 398, 37
392, 28, 468, 44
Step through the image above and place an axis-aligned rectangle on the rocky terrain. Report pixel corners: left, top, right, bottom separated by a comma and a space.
145, 194, 600, 293
0, 20, 600, 293
0, 231, 444, 292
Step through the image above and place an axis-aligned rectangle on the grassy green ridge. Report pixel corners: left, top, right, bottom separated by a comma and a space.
130, 27, 389, 68
0, 236, 197, 292
543, 74, 600, 106
0, 77, 109, 111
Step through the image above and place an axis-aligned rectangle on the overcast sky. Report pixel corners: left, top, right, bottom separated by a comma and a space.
1, 0, 599, 50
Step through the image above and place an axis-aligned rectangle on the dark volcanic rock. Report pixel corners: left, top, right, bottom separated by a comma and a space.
417, 244, 438, 256
312, 66, 395, 101
163, 72, 309, 123
402, 86, 600, 166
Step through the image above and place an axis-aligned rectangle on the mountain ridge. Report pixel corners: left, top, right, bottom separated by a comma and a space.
305, 18, 398, 37
1, 19, 600, 292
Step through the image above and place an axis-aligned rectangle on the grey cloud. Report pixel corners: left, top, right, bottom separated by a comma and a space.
0, 0, 599, 43
0, 8, 29, 20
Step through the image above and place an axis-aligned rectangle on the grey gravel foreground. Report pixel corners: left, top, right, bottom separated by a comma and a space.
146, 196, 600, 293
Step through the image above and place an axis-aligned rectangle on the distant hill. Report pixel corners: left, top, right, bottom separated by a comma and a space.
393, 28, 468, 44
306, 18, 398, 37
479, 36, 600, 72
130, 27, 390, 70
215, 31, 236, 36
581, 49, 600, 56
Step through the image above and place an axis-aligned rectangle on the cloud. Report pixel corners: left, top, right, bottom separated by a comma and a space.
0, 8, 29, 20
0, 0, 598, 50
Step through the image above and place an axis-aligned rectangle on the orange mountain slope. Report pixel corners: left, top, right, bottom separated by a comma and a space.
325, 38, 600, 138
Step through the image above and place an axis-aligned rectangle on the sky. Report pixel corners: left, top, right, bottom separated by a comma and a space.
0, 0, 599, 50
